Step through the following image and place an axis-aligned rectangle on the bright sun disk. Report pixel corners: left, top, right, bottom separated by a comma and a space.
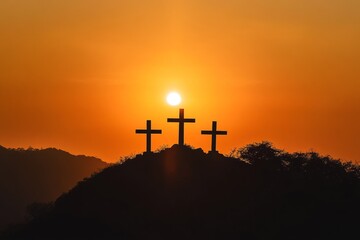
166, 92, 182, 106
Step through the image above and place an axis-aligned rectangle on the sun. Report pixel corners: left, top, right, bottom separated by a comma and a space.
166, 92, 182, 106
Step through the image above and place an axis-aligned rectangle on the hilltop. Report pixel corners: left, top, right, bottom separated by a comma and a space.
2, 143, 359, 240
0, 146, 108, 230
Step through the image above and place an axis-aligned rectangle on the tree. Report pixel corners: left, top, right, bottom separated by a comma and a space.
238, 141, 284, 171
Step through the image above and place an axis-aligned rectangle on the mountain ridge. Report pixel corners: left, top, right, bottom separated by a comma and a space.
0, 145, 108, 231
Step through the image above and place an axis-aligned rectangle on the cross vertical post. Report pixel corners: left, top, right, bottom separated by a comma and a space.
178, 109, 185, 145
135, 120, 162, 153
201, 121, 227, 152
167, 109, 196, 146
211, 121, 217, 152
146, 120, 151, 152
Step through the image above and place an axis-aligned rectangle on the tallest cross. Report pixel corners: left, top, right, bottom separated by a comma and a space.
167, 109, 196, 146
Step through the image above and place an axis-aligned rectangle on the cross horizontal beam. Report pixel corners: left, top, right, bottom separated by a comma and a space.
136, 129, 162, 134
168, 118, 195, 123
201, 130, 227, 135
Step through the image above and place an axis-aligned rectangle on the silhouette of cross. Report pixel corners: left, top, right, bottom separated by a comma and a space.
135, 120, 162, 153
167, 108, 196, 146
201, 121, 227, 152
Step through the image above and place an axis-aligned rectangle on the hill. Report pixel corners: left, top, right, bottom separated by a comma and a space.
0, 145, 108, 231
2, 143, 359, 240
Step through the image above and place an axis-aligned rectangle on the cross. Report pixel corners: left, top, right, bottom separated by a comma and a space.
135, 120, 162, 153
201, 121, 227, 152
167, 108, 196, 146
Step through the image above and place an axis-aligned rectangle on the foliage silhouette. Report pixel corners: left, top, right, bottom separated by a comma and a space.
0, 145, 108, 231
1, 143, 359, 240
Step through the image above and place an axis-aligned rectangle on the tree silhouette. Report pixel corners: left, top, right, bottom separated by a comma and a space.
237, 141, 284, 171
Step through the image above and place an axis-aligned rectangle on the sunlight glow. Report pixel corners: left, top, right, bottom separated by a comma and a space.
166, 92, 182, 106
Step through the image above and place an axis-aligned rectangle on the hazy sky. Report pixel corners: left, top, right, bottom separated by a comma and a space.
0, 0, 359, 162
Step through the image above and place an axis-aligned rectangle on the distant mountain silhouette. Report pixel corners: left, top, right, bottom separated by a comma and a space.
1, 143, 359, 240
0, 145, 108, 231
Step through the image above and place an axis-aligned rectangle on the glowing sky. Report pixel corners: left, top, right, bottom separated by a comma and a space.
0, 0, 359, 162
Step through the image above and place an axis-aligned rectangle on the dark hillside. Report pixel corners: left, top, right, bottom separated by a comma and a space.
2, 143, 359, 240
0, 146, 108, 230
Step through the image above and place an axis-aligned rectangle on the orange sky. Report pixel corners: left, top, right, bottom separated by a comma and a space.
0, 0, 359, 163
